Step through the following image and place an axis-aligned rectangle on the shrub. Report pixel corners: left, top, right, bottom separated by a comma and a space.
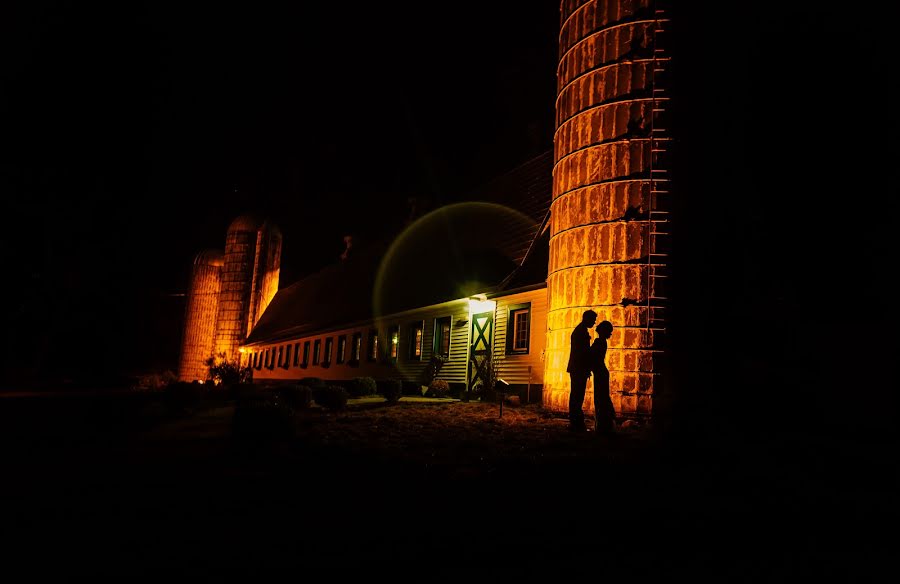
132, 370, 177, 391
276, 384, 313, 410
299, 377, 326, 389
380, 378, 403, 403
419, 354, 447, 386
205, 353, 252, 385
426, 379, 450, 398
315, 385, 348, 411
347, 377, 377, 397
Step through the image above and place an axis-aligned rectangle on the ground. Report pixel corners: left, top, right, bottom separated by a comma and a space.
0, 393, 896, 579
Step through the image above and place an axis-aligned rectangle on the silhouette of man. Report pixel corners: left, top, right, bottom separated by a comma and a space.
591, 321, 615, 436
566, 309, 597, 431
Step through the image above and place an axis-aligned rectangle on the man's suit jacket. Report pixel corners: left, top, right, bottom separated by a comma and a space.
566, 323, 591, 376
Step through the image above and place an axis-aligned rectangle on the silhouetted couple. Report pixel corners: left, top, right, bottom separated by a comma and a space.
566, 310, 615, 435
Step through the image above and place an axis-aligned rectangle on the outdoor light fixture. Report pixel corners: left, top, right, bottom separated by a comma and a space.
468, 294, 496, 315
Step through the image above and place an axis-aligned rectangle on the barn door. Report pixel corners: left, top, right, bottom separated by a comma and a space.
467, 311, 493, 399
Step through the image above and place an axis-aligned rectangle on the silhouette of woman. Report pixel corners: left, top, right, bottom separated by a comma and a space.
591, 321, 615, 435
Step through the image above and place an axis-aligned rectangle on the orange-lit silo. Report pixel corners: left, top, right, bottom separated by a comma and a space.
213, 215, 263, 364
544, 0, 669, 418
209, 215, 282, 367
178, 250, 224, 382
247, 220, 282, 336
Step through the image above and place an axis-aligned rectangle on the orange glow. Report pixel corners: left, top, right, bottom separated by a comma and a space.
545, 0, 666, 418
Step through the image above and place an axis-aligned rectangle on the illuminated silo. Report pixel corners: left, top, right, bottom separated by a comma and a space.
545, 0, 669, 418
247, 220, 282, 336
213, 215, 263, 364
178, 250, 224, 382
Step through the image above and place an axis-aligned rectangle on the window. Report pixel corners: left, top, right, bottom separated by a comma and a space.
293, 343, 300, 367
283, 344, 292, 368
313, 339, 321, 365
408, 321, 424, 360
324, 337, 333, 367
506, 302, 531, 354
252, 352, 258, 369
277, 346, 284, 368
389, 326, 399, 361
337, 336, 346, 364
302, 341, 310, 368
264, 348, 271, 369
368, 329, 379, 362
434, 316, 451, 358
351, 332, 362, 364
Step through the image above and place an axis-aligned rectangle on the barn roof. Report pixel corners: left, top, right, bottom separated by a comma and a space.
243, 151, 552, 346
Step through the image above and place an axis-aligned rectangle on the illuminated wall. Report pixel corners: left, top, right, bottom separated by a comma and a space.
247, 221, 282, 337
178, 250, 224, 382
544, 0, 668, 417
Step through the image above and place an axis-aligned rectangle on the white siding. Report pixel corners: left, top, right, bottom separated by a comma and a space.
246, 287, 548, 389
492, 287, 547, 385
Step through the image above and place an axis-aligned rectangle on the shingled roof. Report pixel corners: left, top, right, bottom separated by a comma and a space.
243, 151, 553, 346
460, 150, 552, 266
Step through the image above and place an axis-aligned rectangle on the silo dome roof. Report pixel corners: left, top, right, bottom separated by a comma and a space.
228, 214, 262, 233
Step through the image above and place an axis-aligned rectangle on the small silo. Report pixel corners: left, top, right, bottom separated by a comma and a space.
178, 250, 224, 382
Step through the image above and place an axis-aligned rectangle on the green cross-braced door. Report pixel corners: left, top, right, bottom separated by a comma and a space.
467, 311, 493, 396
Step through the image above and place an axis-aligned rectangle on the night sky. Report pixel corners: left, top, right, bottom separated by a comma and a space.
2, 1, 895, 397
2, 1, 559, 383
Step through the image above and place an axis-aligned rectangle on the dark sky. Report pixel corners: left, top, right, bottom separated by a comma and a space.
2, 1, 896, 392
1, 1, 559, 381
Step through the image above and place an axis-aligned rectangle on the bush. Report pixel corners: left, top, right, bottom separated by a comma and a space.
276, 384, 313, 410
347, 377, 377, 397
205, 353, 252, 385
425, 379, 450, 398
380, 378, 403, 403
132, 370, 177, 391
315, 385, 348, 411
232, 398, 295, 441
420, 354, 447, 386
299, 377, 326, 389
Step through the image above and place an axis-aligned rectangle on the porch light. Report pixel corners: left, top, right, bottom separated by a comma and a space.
468, 294, 496, 315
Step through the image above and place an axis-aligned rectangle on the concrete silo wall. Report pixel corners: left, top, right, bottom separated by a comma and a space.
247, 223, 282, 336
544, 0, 668, 417
213, 218, 261, 364
178, 251, 224, 382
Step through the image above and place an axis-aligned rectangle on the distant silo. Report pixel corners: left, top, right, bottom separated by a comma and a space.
545, 0, 669, 418
213, 215, 263, 364
178, 250, 224, 382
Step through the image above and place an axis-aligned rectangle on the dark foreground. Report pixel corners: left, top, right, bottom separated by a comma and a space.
0, 392, 896, 580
